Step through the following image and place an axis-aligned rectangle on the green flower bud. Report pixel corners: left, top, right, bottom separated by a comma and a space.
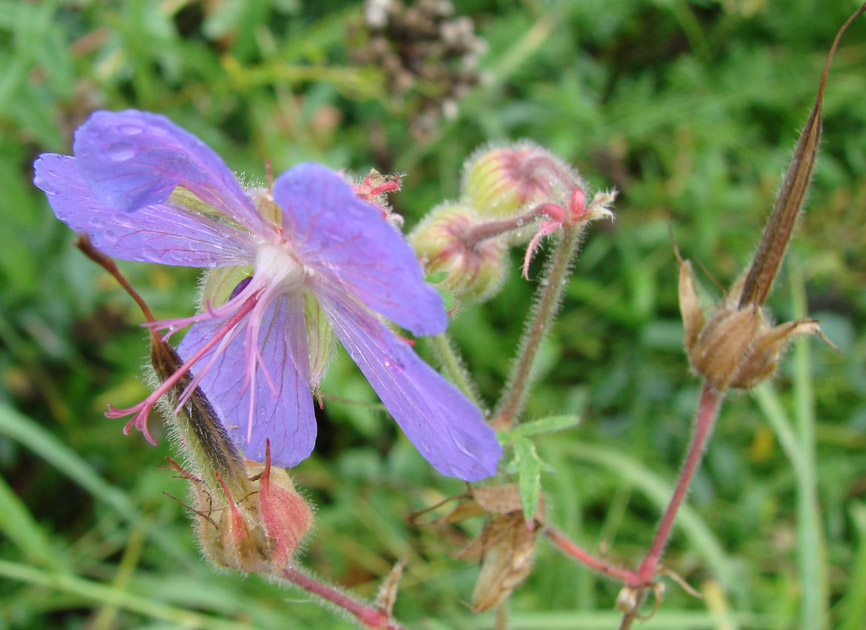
410, 203, 506, 303
200, 266, 254, 308
461, 142, 577, 219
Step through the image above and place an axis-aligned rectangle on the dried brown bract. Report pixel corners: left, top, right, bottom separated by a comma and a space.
677, 251, 825, 391
412, 484, 544, 613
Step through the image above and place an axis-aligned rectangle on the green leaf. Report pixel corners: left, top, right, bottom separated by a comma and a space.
0, 404, 197, 568
0, 473, 66, 571
512, 436, 542, 524
425, 271, 449, 284
510, 414, 581, 439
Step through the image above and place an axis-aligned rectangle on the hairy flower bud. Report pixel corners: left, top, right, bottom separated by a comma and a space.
410, 203, 506, 302
461, 142, 577, 219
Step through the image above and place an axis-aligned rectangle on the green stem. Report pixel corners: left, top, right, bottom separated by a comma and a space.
90, 529, 145, 630
493, 225, 581, 429
752, 257, 828, 630
790, 257, 828, 630
429, 333, 482, 408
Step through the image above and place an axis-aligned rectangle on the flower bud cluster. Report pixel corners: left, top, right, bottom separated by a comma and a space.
410, 142, 613, 303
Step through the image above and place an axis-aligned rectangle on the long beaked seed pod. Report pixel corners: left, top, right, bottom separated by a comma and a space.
675, 5, 864, 390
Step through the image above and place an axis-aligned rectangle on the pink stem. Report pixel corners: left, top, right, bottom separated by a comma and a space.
636, 381, 723, 583
461, 202, 563, 250
545, 527, 640, 586
280, 568, 404, 630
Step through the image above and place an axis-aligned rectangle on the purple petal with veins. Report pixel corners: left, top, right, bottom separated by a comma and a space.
34, 154, 255, 266
177, 290, 316, 467
73, 110, 270, 236
274, 163, 446, 337
313, 279, 501, 481
35, 109, 502, 480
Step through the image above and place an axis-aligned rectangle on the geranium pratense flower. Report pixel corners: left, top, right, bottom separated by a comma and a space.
34, 109, 501, 481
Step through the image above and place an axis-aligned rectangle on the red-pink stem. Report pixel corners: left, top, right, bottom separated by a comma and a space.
545, 527, 640, 585
636, 381, 723, 583
461, 202, 562, 250
280, 568, 404, 630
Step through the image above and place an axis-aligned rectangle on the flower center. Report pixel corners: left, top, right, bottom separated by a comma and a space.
255, 242, 306, 293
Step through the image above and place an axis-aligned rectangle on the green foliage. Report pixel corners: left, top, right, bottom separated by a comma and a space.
2, 1, 866, 628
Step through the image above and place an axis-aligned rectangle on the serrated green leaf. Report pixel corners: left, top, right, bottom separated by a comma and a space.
512, 436, 542, 524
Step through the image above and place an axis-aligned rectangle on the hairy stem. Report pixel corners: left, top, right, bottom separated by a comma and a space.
280, 568, 404, 630
492, 224, 581, 429
544, 527, 640, 585
462, 203, 561, 250
636, 381, 723, 583
429, 333, 482, 408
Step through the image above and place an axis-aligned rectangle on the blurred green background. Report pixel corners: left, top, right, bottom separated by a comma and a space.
2, 0, 865, 628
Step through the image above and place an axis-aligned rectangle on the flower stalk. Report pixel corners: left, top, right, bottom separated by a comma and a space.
459, 202, 560, 250
491, 223, 581, 430
280, 568, 405, 630
544, 527, 640, 585
636, 381, 722, 584
428, 332, 482, 409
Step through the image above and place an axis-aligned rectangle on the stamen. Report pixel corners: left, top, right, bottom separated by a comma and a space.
142, 283, 255, 337
106, 294, 260, 441
173, 320, 246, 412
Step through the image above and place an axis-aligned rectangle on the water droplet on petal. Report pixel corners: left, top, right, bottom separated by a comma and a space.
107, 142, 136, 162
89, 217, 104, 228
101, 229, 119, 245
140, 245, 161, 262
118, 124, 143, 136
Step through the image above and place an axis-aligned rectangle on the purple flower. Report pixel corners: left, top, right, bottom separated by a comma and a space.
34, 109, 501, 481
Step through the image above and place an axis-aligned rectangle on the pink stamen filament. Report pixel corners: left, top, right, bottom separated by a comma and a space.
106, 293, 261, 442
243, 292, 280, 398
173, 319, 247, 412
142, 291, 248, 338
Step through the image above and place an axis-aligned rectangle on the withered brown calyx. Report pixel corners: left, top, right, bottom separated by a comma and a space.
676, 6, 862, 391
